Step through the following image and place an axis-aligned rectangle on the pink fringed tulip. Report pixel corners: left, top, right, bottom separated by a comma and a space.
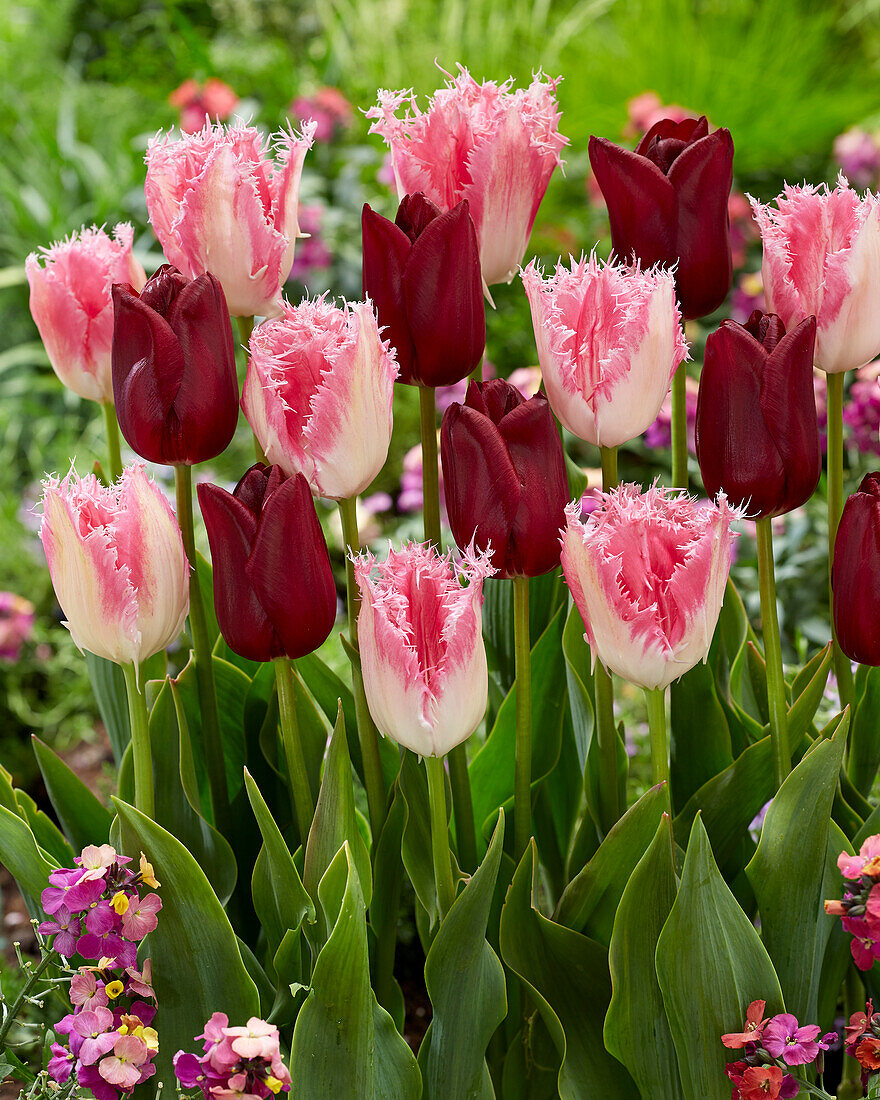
561, 485, 738, 690
26, 225, 146, 403
241, 297, 398, 500
40, 465, 189, 665
750, 177, 880, 373
521, 255, 688, 448
145, 120, 315, 318
367, 67, 567, 286
354, 543, 493, 756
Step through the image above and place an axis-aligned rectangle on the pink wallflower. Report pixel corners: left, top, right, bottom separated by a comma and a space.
0, 593, 34, 662
354, 542, 494, 756
289, 87, 353, 141
368, 66, 567, 285
842, 916, 880, 970
38, 906, 81, 957
750, 177, 880, 374
120, 893, 162, 940
838, 834, 880, 879
145, 120, 315, 317
762, 1013, 825, 1065
26, 224, 146, 403
522, 254, 688, 449
225, 1018, 278, 1060
98, 1035, 149, 1088
175, 1014, 290, 1099
170, 78, 239, 134
833, 128, 880, 189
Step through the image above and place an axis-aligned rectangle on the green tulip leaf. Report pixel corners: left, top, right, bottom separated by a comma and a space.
850, 664, 880, 796
369, 779, 407, 1028
398, 750, 442, 931
670, 654, 733, 812
14, 789, 74, 867
817, 820, 854, 1029
31, 736, 113, 852
0, 803, 58, 902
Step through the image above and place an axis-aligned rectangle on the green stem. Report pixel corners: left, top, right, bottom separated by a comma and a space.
594, 445, 621, 835
756, 517, 790, 789
236, 314, 255, 348
513, 575, 532, 860
469, 351, 485, 387
419, 381, 477, 871
0, 952, 54, 1050
338, 496, 386, 842
122, 662, 153, 818
600, 444, 618, 491
426, 754, 455, 917
174, 464, 230, 831
275, 658, 315, 844
645, 687, 669, 789
670, 369, 688, 489
102, 402, 123, 481
827, 371, 855, 710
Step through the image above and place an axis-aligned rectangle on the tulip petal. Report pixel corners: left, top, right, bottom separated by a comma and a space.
361, 204, 415, 381
271, 122, 317, 281
833, 474, 880, 664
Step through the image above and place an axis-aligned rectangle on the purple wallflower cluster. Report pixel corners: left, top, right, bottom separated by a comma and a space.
173, 1013, 291, 1099
40, 845, 162, 1099
843, 363, 880, 457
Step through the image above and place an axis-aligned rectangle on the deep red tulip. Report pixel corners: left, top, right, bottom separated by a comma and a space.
589, 116, 734, 320
112, 266, 239, 465
197, 465, 337, 663
696, 311, 819, 519
361, 193, 485, 387
833, 473, 880, 666
440, 378, 569, 578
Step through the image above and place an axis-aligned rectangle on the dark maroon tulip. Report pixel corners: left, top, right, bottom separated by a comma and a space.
112, 265, 238, 465
833, 473, 880, 665
362, 193, 485, 386
696, 310, 819, 519
197, 464, 337, 663
440, 379, 569, 578
589, 116, 734, 320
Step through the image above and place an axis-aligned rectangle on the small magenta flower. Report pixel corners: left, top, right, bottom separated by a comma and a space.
841, 916, 880, 970
761, 1013, 824, 1065
37, 906, 81, 957
120, 893, 162, 940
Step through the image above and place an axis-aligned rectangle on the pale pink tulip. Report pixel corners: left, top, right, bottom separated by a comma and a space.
521, 254, 688, 448
561, 485, 738, 690
367, 66, 567, 286
750, 177, 880, 373
354, 543, 493, 756
40, 465, 189, 666
242, 297, 398, 500
145, 120, 315, 318
26, 225, 146, 403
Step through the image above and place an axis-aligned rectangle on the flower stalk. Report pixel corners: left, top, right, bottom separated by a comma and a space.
513, 574, 532, 860
102, 402, 123, 482
670, 369, 688, 489
595, 444, 621, 835
756, 516, 790, 788
827, 371, 855, 709
122, 662, 153, 818
274, 657, 315, 845
426, 755, 455, 918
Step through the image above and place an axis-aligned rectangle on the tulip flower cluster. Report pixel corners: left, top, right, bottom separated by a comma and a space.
824, 834, 880, 968
721, 1000, 835, 1099
173, 1013, 291, 1099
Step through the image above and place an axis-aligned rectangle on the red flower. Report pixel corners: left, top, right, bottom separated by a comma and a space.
845, 1001, 874, 1052
855, 1035, 880, 1070
739, 1066, 783, 1100
722, 1001, 767, 1048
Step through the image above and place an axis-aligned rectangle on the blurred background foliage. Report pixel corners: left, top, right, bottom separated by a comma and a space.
0, 0, 879, 787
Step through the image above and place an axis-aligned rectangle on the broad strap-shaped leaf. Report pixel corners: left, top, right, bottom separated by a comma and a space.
555, 783, 668, 942
850, 664, 880, 796
656, 815, 784, 1100
291, 843, 422, 1098
787, 643, 832, 743
745, 720, 846, 1022
500, 843, 636, 1099
605, 815, 683, 1099
399, 750, 442, 930
369, 779, 407, 1027
32, 736, 113, 851
670, 655, 733, 812
114, 799, 260, 1088
562, 600, 594, 774
817, 821, 854, 1029
0, 803, 58, 901
419, 813, 507, 1099
84, 652, 131, 764
14, 788, 74, 867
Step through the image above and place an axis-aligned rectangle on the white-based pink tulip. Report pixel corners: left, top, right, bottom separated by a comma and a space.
26, 224, 146, 403
367, 67, 567, 286
145, 120, 315, 318
354, 542, 494, 757
521, 255, 688, 448
561, 485, 738, 690
40, 465, 189, 666
242, 297, 398, 501
750, 176, 880, 373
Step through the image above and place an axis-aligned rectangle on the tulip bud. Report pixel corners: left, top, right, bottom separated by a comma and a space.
111, 266, 239, 466
367, 69, 567, 286
440, 379, 569, 578
521, 254, 688, 448
561, 485, 738, 690
26, 225, 146, 403
40, 465, 189, 665
362, 195, 485, 387
589, 116, 734, 320
354, 543, 493, 756
696, 311, 820, 519
241, 296, 398, 500
832, 473, 880, 665
750, 178, 880, 374
197, 465, 336, 663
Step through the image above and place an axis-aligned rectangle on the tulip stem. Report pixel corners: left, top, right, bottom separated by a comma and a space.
827, 371, 855, 710
338, 496, 387, 842
426, 754, 455, 918
102, 402, 123, 482
419, 382, 478, 872
275, 658, 315, 845
595, 446, 621, 836
600, 445, 617, 491
645, 687, 669, 789
756, 517, 790, 789
174, 464, 231, 834
513, 575, 533, 861
235, 314, 255, 348
671, 369, 688, 489
122, 662, 153, 818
